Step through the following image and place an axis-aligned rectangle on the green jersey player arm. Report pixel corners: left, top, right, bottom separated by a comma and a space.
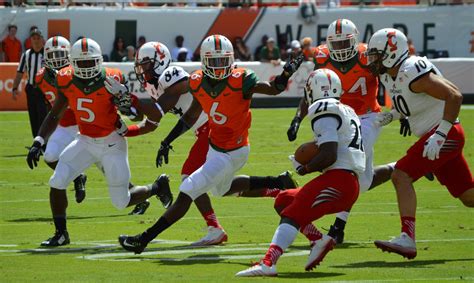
410, 71, 462, 124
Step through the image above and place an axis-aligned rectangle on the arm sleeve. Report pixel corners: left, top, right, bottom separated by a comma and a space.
242, 69, 259, 95
312, 116, 339, 146
17, 52, 26, 73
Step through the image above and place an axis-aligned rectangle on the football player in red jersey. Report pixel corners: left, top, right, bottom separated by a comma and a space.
287, 19, 394, 243
33, 36, 87, 203
26, 38, 172, 247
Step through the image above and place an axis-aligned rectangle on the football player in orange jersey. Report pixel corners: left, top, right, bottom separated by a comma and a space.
286, 19, 394, 244
118, 35, 304, 254
33, 36, 87, 203
26, 38, 172, 247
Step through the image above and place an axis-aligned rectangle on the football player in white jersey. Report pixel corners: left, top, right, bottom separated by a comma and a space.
236, 69, 365, 277
106, 41, 298, 246
366, 28, 473, 259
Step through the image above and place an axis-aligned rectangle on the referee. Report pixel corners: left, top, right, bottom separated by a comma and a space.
12, 28, 48, 138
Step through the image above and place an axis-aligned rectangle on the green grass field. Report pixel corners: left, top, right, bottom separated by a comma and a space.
0, 108, 473, 282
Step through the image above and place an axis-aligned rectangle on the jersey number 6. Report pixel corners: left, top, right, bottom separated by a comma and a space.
210, 102, 227, 125
77, 98, 96, 123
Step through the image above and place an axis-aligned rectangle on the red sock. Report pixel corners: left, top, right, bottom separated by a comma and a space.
300, 223, 322, 242
262, 244, 283, 266
401, 216, 416, 240
202, 210, 221, 228
261, 188, 281, 198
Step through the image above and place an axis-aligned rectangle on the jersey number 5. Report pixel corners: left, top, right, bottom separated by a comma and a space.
210, 102, 227, 125
77, 98, 95, 122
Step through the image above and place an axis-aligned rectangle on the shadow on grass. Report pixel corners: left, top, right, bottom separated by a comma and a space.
278, 271, 345, 279
332, 258, 474, 269
290, 242, 367, 251
7, 214, 126, 223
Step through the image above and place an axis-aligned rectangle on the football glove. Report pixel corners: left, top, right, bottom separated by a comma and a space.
289, 155, 306, 176
156, 141, 173, 168
283, 53, 305, 77
27, 139, 43, 169
287, 116, 301, 142
423, 120, 452, 161
105, 77, 135, 117
399, 118, 411, 137
374, 109, 401, 127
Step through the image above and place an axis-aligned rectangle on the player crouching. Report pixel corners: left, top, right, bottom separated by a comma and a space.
26, 38, 172, 247
236, 69, 365, 277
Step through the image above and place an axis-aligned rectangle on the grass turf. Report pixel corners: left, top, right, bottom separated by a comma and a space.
0, 108, 473, 282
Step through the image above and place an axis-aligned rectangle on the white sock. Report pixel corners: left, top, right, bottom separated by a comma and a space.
387, 162, 396, 170
336, 211, 350, 222
270, 223, 298, 251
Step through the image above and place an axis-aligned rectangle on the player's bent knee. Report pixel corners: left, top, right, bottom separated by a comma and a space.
459, 189, 474, 208
43, 150, 59, 164
49, 166, 70, 190
391, 169, 411, 187
109, 185, 131, 210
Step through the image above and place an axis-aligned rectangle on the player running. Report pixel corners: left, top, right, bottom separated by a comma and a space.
236, 69, 365, 277
105, 41, 295, 245
367, 28, 473, 259
117, 34, 304, 253
26, 38, 173, 247
286, 19, 393, 243
32, 36, 87, 203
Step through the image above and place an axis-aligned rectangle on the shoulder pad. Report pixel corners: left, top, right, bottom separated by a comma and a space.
313, 45, 330, 65
400, 56, 434, 83
158, 66, 189, 91
227, 68, 246, 90
308, 98, 344, 129
56, 66, 73, 88
35, 67, 46, 84
189, 70, 203, 92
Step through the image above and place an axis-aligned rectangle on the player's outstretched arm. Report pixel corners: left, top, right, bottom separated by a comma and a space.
27, 92, 68, 169
156, 97, 203, 167
287, 97, 309, 141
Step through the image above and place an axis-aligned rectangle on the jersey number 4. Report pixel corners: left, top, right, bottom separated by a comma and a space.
348, 77, 367, 96
77, 98, 95, 122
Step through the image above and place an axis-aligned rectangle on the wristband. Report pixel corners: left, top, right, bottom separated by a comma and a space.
34, 136, 45, 146
436, 119, 453, 138
274, 74, 289, 92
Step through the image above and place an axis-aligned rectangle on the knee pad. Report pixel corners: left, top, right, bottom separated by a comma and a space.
49, 164, 71, 190
44, 143, 61, 163
274, 190, 296, 212
109, 185, 131, 210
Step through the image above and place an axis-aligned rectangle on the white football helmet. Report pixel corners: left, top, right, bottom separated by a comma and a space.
70, 38, 103, 79
326, 19, 359, 62
134, 41, 171, 84
304, 69, 342, 105
44, 36, 70, 70
200, 35, 234, 80
367, 28, 409, 75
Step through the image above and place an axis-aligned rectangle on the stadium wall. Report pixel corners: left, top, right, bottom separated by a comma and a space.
1, 59, 473, 110
0, 6, 473, 58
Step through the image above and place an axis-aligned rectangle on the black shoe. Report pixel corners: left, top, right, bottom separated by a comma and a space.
128, 200, 151, 215
154, 174, 173, 209
278, 171, 299, 189
73, 174, 87, 203
328, 225, 345, 245
118, 234, 147, 254
41, 230, 70, 247
424, 172, 435, 181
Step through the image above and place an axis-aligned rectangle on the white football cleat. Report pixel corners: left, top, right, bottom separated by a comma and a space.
374, 232, 417, 259
235, 262, 277, 277
305, 234, 336, 271
191, 226, 228, 246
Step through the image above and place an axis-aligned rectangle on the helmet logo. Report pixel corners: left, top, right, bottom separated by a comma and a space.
154, 43, 166, 60
387, 31, 398, 52
81, 38, 88, 52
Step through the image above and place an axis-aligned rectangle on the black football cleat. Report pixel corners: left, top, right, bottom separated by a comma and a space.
328, 225, 345, 245
278, 171, 299, 189
154, 174, 173, 209
128, 200, 151, 215
41, 230, 70, 247
118, 234, 147, 254
73, 174, 87, 203
424, 172, 435, 181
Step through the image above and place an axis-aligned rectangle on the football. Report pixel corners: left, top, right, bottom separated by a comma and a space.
294, 141, 319, 165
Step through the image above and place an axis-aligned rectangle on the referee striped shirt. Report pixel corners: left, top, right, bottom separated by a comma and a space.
17, 48, 44, 86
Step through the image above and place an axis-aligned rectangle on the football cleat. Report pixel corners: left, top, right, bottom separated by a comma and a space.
424, 172, 435, 181
278, 171, 299, 189
374, 232, 417, 259
118, 234, 148, 254
305, 234, 336, 271
235, 261, 277, 277
328, 225, 345, 244
191, 226, 228, 246
41, 230, 70, 247
154, 174, 173, 209
128, 200, 150, 215
73, 174, 87, 203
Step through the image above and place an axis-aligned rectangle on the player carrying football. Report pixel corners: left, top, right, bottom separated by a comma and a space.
32, 36, 87, 203
367, 28, 473, 259
105, 41, 296, 245
286, 19, 394, 243
26, 38, 173, 246
118, 34, 304, 253
236, 69, 365, 277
